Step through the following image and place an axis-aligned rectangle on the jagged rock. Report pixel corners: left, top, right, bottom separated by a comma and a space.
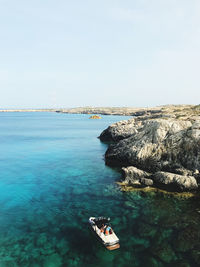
105, 119, 192, 168
154, 172, 198, 191
122, 166, 151, 181
133, 111, 147, 116
127, 179, 142, 187
99, 118, 138, 142
102, 118, 200, 191
140, 178, 154, 186
122, 166, 153, 187
173, 167, 193, 176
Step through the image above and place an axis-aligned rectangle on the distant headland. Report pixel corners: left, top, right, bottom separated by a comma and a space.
1, 105, 199, 117
56, 106, 169, 116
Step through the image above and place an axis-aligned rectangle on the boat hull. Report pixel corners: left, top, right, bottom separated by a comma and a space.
106, 243, 120, 250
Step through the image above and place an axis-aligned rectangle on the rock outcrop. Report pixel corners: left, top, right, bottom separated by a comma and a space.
89, 115, 102, 119
100, 106, 200, 192
122, 166, 153, 187
100, 119, 137, 142
154, 172, 198, 191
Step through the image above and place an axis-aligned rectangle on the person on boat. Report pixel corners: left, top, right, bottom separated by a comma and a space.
100, 224, 105, 232
104, 225, 112, 235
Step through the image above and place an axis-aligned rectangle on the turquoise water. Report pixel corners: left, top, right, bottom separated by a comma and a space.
0, 112, 199, 267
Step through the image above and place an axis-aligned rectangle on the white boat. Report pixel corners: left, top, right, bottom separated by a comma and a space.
89, 217, 120, 250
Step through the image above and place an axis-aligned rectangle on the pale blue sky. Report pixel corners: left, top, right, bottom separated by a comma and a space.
0, 0, 200, 108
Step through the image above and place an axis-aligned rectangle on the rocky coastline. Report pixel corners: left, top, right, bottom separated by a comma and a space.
56, 106, 169, 115
99, 105, 200, 193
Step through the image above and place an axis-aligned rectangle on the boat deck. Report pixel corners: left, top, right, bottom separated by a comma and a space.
89, 217, 120, 250
93, 225, 119, 248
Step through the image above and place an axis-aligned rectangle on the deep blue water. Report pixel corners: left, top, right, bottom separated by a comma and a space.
0, 112, 199, 267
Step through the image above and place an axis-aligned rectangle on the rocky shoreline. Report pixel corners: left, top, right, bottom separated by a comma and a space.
99, 105, 200, 193
1, 104, 198, 117
57, 106, 175, 116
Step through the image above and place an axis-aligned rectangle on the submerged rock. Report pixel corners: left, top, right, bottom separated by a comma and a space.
174, 225, 200, 252
43, 253, 62, 267
143, 256, 164, 267
171, 260, 191, 267
151, 242, 177, 263
137, 222, 157, 239
190, 249, 200, 265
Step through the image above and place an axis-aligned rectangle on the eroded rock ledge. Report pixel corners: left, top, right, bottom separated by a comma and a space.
99, 105, 200, 192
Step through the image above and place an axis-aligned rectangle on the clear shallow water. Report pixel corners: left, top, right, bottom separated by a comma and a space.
0, 112, 199, 267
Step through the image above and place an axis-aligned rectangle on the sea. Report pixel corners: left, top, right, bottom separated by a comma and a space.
0, 112, 199, 267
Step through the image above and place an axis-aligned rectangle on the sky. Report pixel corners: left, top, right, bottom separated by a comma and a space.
0, 0, 200, 109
